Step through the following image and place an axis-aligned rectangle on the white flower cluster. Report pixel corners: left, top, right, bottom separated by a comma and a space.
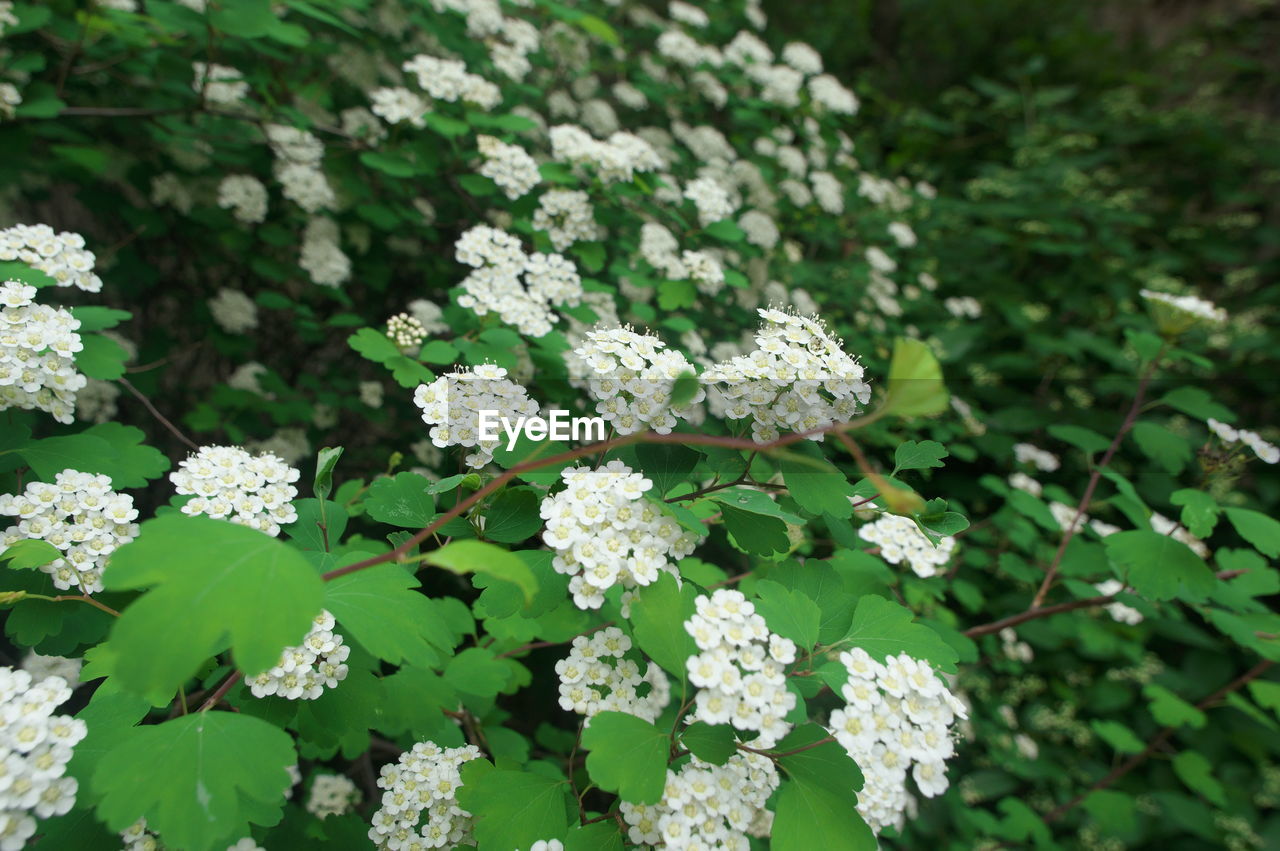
0, 668, 85, 849
247, 610, 350, 701
208, 288, 258, 334
1049, 500, 1088, 534
216, 175, 269, 224
0, 281, 86, 424
0, 83, 20, 121
387, 312, 427, 352
555, 627, 671, 722
1094, 579, 1143, 625
703, 308, 872, 443
409, 299, 448, 335
476, 135, 540, 200
368, 742, 483, 849
683, 176, 736, 226
0, 470, 138, 595
170, 445, 300, 537
828, 649, 966, 833
402, 54, 500, 110
1140, 288, 1227, 323
0, 2, 17, 38
549, 125, 663, 183
531, 189, 598, 251
265, 124, 335, 213
738, 209, 779, 250
414, 364, 539, 468
150, 173, 194, 215
20, 653, 81, 689
1208, 417, 1279, 464
684, 589, 797, 746
808, 74, 859, 114
540, 462, 700, 610
192, 62, 248, 105
300, 217, 350, 287
1013, 442, 1060, 472
0, 224, 103, 292
453, 225, 582, 337
121, 820, 263, 851
857, 513, 956, 578
370, 86, 429, 128
619, 751, 779, 849
306, 772, 360, 819
573, 327, 703, 434
1007, 471, 1042, 497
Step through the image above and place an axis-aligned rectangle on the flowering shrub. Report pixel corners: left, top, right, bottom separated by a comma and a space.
0, 1, 1276, 849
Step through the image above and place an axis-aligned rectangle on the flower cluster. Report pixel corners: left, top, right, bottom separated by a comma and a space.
1094, 579, 1143, 625
619, 751, 779, 849
531, 189, 598, 251
170, 445, 300, 537
540, 462, 700, 610
266, 124, 335, 214
192, 62, 248, 105
1208, 417, 1279, 464
555, 627, 671, 723
1140, 288, 1227, 325
217, 175, 269, 224
300, 217, 351, 287
246, 610, 351, 701
703, 308, 872, 443
573, 327, 703, 434
476, 135, 540, 200
307, 772, 361, 819
413, 364, 539, 468
0, 470, 138, 594
549, 125, 663, 183
827, 649, 966, 833
387, 312, 428, 352
0, 281, 86, 424
684, 589, 797, 746
208, 288, 259, 334
368, 742, 484, 849
858, 513, 956, 578
0, 668, 85, 849
0, 224, 103, 292
1013, 442, 1060, 472
401, 54, 500, 109
453, 225, 582, 337
683, 176, 737, 226
370, 86, 428, 127
20, 653, 81, 688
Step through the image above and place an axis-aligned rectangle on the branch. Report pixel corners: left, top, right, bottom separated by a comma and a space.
963, 594, 1116, 638
118, 377, 199, 451
737, 735, 836, 760
1043, 659, 1274, 823
1031, 353, 1163, 608
198, 671, 243, 712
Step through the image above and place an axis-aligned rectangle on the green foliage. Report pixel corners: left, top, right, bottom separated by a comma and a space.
581, 711, 670, 804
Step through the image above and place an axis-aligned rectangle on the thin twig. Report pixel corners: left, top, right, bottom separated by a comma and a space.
118, 377, 199, 450
963, 595, 1116, 638
198, 671, 243, 712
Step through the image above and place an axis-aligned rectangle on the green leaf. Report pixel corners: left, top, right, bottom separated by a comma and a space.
424, 113, 471, 139
1091, 720, 1145, 754
1047, 424, 1111, 456
364, 472, 435, 528
703, 220, 745, 241
75, 333, 129, 379
103, 516, 323, 701
1131, 422, 1191, 475
1223, 507, 1280, 558
1171, 489, 1220, 539
772, 777, 875, 851
82, 423, 171, 487
574, 12, 620, 45
841, 595, 958, 672
892, 440, 949, 473
754, 580, 821, 650
210, 0, 277, 37
481, 487, 543, 543
323, 564, 447, 666
1159, 387, 1233, 422
1104, 530, 1214, 602
92, 712, 296, 851
348, 328, 401, 364
1172, 751, 1227, 807
71, 307, 131, 333
628, 572, 698, 683
581, 711, 670, 804
456, 766, 573, 850
0, 539, 62, 570
710, 488, 802, 556
313, 446, 343, 502
573, 242, 606, 273
657, 279, 696, 310
419, 339, 460, 365
881, 337, 948, 417
444, 647, 509, 698
669, 370, 700, 409
680, 722, 738, 765
778, 444, 858, 519
423, 539, 537, 603
635, 443, 700, 498
1144, 684, 1206, 729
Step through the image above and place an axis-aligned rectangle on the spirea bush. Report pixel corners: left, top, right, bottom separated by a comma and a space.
0, 0, 1277, 849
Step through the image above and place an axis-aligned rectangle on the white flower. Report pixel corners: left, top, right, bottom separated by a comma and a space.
192, 62, 249, 105
1013, 442, 1059, 472
170, 445, 300, 537
1095, 579, 1143, 625
306, 772, 360, 819
0, 280, 88, 423
217, 175, 269, 225
368, 742, 483, 849
476, 135, 540, 200
858, 513, 956, 578
683, 177, 736, 226
549, 124, 663, 184
532, 190, 598, 252
0, 667, 83, 838
571, 327, 703, 435
369, 86, 429, 128
453, 226, 582, 337
246, 610, 350, 701
414, 364, 539, 468
1140, 289, 1226, 323
556, 628, 670, 722
300, 217, 349, 287
0, 224, 103, 292
208, 288, 259, 334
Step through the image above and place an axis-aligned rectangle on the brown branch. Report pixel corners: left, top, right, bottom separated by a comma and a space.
52, 593, 121, 617
737, 735, 837, 760
1031, 352, 1164, 608
118, 377, 199, 451
198, 671, 243, 712
964, 595, 1116, 638
1044, 659, 1274, 823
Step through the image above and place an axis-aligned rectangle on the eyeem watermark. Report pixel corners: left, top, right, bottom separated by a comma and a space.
478, 409, 606, 450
